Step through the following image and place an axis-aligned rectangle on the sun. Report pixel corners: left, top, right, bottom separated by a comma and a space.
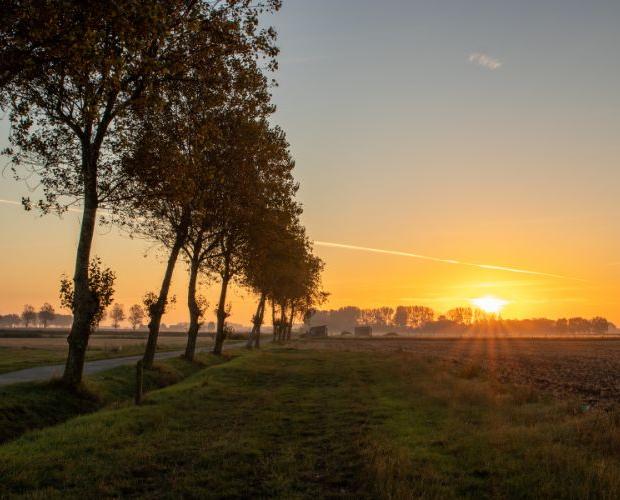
471, 295, 509, 314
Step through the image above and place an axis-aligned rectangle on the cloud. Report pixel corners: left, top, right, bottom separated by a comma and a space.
0, 198, 20, 207
0, 198, 91, 214
468, 52, 502, 70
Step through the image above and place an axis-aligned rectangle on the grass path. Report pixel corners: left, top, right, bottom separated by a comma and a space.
2, 349, 620, 498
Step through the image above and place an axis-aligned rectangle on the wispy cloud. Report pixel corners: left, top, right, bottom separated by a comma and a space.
0, 198, 21, 207
468, 52, 502, 70
313, 241, 586, 282
0, 198, 85, 214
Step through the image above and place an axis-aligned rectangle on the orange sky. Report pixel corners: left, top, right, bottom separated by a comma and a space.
0, 199, 617, 326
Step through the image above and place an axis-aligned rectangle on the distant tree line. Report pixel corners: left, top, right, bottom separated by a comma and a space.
307, 306, 614, 335
0, 304, 71, 329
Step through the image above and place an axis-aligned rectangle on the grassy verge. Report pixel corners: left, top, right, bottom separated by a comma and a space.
0, 353, 228, 445
2, 349, 620, 497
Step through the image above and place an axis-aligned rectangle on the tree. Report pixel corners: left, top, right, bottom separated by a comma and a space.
255, 221, 326, 345
393, 306, 410, 328
128, 305, 145, 331
408, 306, 434, 329
60, 257, 115, 337
204, 117, 300, 355
38, 303, 56, 328
183, 285, 209, 361
375, 307, 395, 328
568, 317, 590, 333
142, 291, 176, 340
115, 43, 277, 367
305, 307, 361, 331
555, 318, 569, 333
21, 305, 36, 328
0, 314, 20, 328
110, 304, 125, 329
591, 317, 609, 334
1, 0, 281, 387
447, 307, 473, 325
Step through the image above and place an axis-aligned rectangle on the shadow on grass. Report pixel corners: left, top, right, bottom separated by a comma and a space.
0, 353, 229, 444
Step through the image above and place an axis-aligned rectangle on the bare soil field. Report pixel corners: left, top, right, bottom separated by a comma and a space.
291, 337, 620, 408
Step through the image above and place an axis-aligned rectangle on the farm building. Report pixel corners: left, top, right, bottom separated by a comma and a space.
308, 325, 328, 338
354, 326, 372, 337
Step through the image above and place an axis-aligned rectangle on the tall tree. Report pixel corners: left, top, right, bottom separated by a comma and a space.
128, 304, 145, 331
118, 72, 274, 367
21, 305, 36, 328
59, 257, 115, 345
207, 118, 300, 355
1, 0, 281, 386
110, 304, 125, 329
38, 303, 56, 328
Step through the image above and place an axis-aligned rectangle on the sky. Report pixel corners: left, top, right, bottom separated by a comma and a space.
1, 0, 620, 325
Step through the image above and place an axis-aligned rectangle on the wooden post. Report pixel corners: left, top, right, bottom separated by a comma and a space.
135, 359, 144, 405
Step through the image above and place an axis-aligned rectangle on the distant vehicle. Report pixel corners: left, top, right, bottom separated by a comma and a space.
354, 326, 372, 337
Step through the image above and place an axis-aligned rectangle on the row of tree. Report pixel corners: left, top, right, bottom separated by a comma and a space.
0, 303, 144, 329
307, 306, 613, 334
0, 305, 72, 329
307, 306, 436, 331
1, 0, 325, 388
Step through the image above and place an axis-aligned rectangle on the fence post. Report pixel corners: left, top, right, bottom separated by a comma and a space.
135, 359, 143, 405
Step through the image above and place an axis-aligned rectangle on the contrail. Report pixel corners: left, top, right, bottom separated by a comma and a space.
0, 198, 83, 213
0, 199, 586, 282
0, 198, 21, 207
313, 241, 586, 281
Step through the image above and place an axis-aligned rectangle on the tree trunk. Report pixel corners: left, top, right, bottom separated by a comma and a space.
184, 251, 202, 361
212, 254, 231, 355
271, 301, 277, 343
254, 295, 266, 348
246, 293, 266, 349
62, 176, 99, 387
143, 216, 189, 368
286, 304, 295, 342
278, 303, 288, 343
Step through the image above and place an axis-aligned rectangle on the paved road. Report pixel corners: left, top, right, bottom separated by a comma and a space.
0, 344, 242, 387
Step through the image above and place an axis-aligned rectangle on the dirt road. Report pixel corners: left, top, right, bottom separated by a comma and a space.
0, 342, 243, 386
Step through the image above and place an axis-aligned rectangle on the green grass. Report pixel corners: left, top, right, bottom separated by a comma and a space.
0, 353, 228, 445
2, 349, 620, 498
0, 344, 194, 374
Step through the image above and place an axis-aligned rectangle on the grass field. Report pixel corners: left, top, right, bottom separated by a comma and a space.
0, 353, 228, 445
2, 347, 620, 498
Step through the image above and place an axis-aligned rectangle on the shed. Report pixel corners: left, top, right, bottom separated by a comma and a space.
309, 325, 328, 338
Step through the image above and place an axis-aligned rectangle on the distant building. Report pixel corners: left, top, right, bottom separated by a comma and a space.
354, 326, 372, 337
309, 325, 328, 338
